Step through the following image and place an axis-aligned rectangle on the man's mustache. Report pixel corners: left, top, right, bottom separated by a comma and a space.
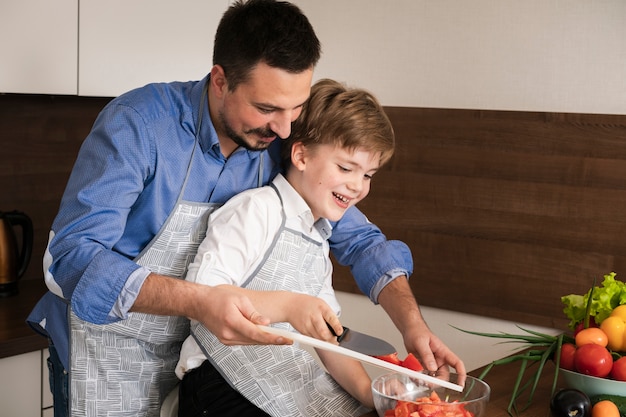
246, 127, 279, 139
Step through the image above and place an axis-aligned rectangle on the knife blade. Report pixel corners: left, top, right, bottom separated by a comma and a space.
258, 324, 463, 392
329, 325, 397, 356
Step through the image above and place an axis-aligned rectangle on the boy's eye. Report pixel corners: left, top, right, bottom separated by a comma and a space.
364, 174, 373, 180
338, 165, 350, 172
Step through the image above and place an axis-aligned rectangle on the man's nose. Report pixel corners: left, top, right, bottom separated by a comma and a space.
269, 111, 297, 139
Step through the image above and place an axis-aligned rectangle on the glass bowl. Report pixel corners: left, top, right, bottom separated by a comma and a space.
560, 368, 626, 397
371, 372, 490, 417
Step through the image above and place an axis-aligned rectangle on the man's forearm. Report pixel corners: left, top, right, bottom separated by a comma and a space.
377, 276, 430, 334
130, 273, 206, 319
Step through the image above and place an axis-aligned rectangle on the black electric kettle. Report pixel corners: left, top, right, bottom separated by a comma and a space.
0, 210, 33, 297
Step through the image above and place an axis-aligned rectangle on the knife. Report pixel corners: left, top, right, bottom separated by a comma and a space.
258, 324, 463, 392
328, 324, 397, 356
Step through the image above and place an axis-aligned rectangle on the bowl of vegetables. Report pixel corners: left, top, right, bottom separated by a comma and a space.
454, 272, 626, 415
558, 273, 626, 398
371, 372, 490, 417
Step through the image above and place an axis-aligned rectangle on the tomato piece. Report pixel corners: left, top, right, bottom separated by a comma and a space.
375, 352, 402, 366
390, 389, 474, 417
401, 353, 425, 372
394, 401, 419, 417
573, 343, 613, 377
558, 343, 577, 371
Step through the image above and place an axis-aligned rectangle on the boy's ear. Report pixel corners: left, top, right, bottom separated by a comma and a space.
291, 142, 307, 170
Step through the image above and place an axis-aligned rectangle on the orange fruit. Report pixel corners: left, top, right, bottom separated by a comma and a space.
592, 400, 620, 417
575, 327, 608, 347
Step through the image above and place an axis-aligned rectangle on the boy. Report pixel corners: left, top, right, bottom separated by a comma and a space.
176, 79, 395, 416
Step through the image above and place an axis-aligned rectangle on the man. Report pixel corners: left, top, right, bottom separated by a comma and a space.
28, 1, 465, 416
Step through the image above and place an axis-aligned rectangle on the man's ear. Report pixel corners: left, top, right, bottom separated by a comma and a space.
291, 142, 307, 171
210, 65, 228, 98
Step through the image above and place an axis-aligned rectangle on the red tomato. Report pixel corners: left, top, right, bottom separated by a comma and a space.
574, 343, 613, 377
374, 352, 402, 366
401, 353, 424, 372
559, 343, 577, 371
610, 356, 626, 382
575, 327, 608, 347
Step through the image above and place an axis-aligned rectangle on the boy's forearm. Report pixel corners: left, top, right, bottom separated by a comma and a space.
316, 349, 374, 408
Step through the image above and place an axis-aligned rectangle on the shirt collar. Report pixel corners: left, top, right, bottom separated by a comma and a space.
271, 174, 321, 231
271, 174, 333, 240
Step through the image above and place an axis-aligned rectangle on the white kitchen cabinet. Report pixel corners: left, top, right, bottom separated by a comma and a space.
0, 351, 42, 417
78, 0, 230, 97
0, 0, 78, 95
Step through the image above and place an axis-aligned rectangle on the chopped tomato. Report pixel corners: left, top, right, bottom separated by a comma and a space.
401, 353, 424, 372
385, 391, 474, 417
374, 352, 424, 372
374, 352, 403, 366
394, 401, 419, 417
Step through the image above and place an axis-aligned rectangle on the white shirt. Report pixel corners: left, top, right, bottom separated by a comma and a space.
176, 174, 340, 378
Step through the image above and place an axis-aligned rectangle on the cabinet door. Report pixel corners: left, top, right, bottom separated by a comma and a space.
0, 351, 41, 417
79, 0, 230, 97
0, 0, 77, 95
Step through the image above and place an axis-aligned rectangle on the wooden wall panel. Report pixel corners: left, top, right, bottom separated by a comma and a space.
0, 94, 111, 283
333, 108, 626, 330
2, 94, 626, 331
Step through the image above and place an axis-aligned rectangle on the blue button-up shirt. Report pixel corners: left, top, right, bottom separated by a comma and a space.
27, 75, 413, 369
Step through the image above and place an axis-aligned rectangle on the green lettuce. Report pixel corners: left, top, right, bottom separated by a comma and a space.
561, 272, 626, 329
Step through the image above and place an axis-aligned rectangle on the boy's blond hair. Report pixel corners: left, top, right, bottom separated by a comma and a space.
284, 79, 395, 166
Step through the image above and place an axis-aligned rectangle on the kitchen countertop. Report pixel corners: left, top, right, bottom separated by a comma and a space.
360, 352, 557, 417
0, 278, 48, 358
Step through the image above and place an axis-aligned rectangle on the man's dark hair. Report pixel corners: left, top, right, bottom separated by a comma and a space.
213, 0, 321, 91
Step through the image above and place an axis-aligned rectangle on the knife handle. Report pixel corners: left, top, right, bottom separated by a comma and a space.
327, 323, 349, 343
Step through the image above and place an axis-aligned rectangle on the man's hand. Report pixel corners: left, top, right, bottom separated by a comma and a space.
195, 285, 291, 345
377, 276, 467, 383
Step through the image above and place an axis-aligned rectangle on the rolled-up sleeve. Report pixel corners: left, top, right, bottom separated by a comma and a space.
45, 102, 155, 324
328, 206, 413, 303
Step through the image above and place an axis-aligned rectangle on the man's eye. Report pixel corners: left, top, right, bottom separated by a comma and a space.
257, 107, 273, 114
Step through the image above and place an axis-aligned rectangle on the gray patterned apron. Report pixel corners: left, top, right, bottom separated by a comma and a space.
191, 185, 369, 417
68, 83, 264, 416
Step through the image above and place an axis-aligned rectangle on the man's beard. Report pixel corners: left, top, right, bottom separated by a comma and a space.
220, 111, 278, 152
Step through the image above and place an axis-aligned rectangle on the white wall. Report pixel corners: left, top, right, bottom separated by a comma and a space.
287, 1, 605, 371
333, 292, 559, 374
295, 0, 626, 114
